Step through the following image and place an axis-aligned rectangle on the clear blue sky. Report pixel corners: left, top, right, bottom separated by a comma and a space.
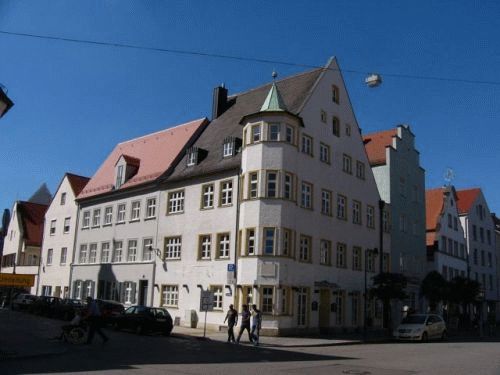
1, 1, 499, 216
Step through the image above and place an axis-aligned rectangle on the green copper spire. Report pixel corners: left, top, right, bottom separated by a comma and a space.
260, 72, 288, 112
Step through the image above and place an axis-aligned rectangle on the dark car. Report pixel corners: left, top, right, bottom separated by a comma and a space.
11, 294, 38, 311
29, 296, 62, 316
112, 305, 173, 336
95, 299, 125, 323
51, 298, 84, 320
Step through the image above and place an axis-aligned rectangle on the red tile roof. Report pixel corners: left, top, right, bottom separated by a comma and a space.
17, 201, 49, 247
456, 188, 481, 215
425, 188, 446, 246
363, 129, 398, 166
78, 118, 207, 199
66, 173, 90, 197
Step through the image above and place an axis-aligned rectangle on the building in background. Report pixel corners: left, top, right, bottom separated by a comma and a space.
363, 125, 426, 314
456, 188, 498, 323
38, 173, 89, 298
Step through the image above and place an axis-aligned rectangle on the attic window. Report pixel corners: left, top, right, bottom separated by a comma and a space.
114, 155, 140, 189
187, 147, 199, 166
222, 137, 241, 158
116, 165, 124, 188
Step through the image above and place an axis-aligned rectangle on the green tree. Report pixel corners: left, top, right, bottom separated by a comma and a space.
370, 272, 408, 330
420, 271, 449, 311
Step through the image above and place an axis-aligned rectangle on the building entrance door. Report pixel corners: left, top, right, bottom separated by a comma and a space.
319, 289, 330, 331
138, 280, 148, 306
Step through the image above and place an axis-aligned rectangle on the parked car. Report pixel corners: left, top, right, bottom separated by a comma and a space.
393, 313, 447, 341
11, 294, 38, 311
112, 305, 173, 336
51, 298, 84, 320
95, 299, 125, 323
29, 296, 62, 316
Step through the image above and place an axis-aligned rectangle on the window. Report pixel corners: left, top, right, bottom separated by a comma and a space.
63, 217, 70, 233
352, 246, 362, 270
488, 252, 492, 267
320, 109, 327, 123
367, 205, 375, 228
199, 235, 212, 260
60, 247, 67, 265
400, 177, 406, 196
251, 124, 261, 143
299, 235, 311, 262
115, 165, 124, 188
92, 209, 101, 227
247, 229, 256, 256
448, 213, 452, 228
321, 189, 332, 216
216, 233, 230, 259
266, 172, 278, 198
202, 184, 214, 209
220, 181, 233, 206
50, 220, 56, 235
269, 122, 281, 141
487, 230, 491, 245
454, 241, 458, 256
367, 250, 376, 272
441, 236, 447, 252
297, 287, 308, 326
342, 154, 352, 174
356, 161, 365, 180
337, 195, 347, 220
332, 117, 340, 137
473, 248, 478, 265
161, 285, 178, 307
352, 200, 362, 225
123, 282, 136, 305
336, 243, 347, 268
285, 125, 294, 144
104, 206, 113, 225
263, 228, 276, 255
131, 201, 141, 221
113, 241, 123, 263
146, 198, 156, 219
301, 182, 312, 209
301, 134, 313, 156
46, 249, 53, 266
60, 192, 66, 205
332, 85, 339, 103
283, 173, 293, 200
400, 214, 407, 233
320, 143, 330, 164
472, 225, 477, 241
187, 149, 197, 166
320, 240, 331, 265
223, 140, 234, 157
127, 240, 138, 262
383, 210, 390, 232
164, 237, 181, 259
211, 285, 223, 310
481, 250, 485, 266
454, 217, 458, 231
168, 190, 185, 214
282, 228, 292, 257
101, 242, 111, 263
89, 243, 97, 263
117, 204, 126, 223
249, 172, 259, 199
79, 244, 88, 264
460, 244, 465, 259
345, 123, 351, 136
262, 287, 274, 314
480, 227, 484, 243
142, 238, 154, 261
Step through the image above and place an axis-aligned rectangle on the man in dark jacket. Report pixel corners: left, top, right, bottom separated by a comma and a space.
236, 304, 253, 344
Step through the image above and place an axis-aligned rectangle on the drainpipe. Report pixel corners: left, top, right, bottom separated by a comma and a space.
379, 200, 385, 273
68, 202, 82, 299
233, 170, 242, 305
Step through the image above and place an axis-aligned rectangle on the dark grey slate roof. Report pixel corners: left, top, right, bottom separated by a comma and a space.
167, 68, 324, 182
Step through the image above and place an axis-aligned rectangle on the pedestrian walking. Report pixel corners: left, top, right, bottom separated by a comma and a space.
84, 297, 109, 344
250, 304, 262, 345
236, 304, 252, 344
224, 304, 238, 343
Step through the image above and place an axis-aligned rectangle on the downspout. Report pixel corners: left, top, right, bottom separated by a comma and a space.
233, 169, 242, 305
35, 217, 47, 296
68, 202, 82, 299
151, 190, 161, 307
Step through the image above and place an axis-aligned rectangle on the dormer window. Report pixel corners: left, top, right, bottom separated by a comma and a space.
187, 148, 198, 166
115, 155, 140, 189
223, 139, 234, 158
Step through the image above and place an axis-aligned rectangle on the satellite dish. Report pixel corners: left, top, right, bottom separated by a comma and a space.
365, 73, 383, 88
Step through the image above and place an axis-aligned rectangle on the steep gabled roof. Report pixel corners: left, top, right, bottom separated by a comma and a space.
66, 173, 90, 197
168, 68, 323, 181
456, 188, 481, 215
363, 129, 398, 166
16, 201, 49, 247
78, 118, 208, 199
28, 183, 52, 205
425, 188, 446, 246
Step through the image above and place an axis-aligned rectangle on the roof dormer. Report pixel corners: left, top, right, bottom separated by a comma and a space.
115, 154, 140, 189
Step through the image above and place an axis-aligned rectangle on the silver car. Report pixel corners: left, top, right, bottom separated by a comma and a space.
393, 314, 447, 341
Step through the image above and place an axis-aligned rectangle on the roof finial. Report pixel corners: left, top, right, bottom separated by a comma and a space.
272, 70, 278, 80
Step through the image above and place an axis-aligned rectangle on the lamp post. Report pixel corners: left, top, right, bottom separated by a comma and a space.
0, 85, 14, 118
364, 248, 378, 337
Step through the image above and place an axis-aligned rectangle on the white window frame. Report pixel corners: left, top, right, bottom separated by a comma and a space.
50, 220, 56, 235
113, 241, 123, 263
79, 244, 88, 264
168, 190, 185, 214
104, 206, 113, 225
220, 181, 233, 206
321, 189, 332, 216
127, 239, 138, 262
252, 124, 261, 143
202, 184, 214, 209
60, 247, 67, 265
223, 141, 234, 157
63, 217, 71, 233
46, 248, 53, 265
199, 235, 211, 260
247, 228, 256, 256
301, 134, 313, 156
116, 204, 126, 223
161, 285, 179, 307
320, 240, 331, 265
299, 235, 311, 262
352, 200, 362, 225
249, 172, 259, 199
89, 243, 97, 263
211, 285, 223, 310
142, 238, 154, 261
217, 233, 230, 259
337, 195, 347, 220
263, 228, 276, 255
301, 182, 312, 209
269, 122, 281, 141
146, 198, 156, 219
319, 143, 330, 164
266, 171, 278, 198
101, 242, 111, 263
92, 209, 101, 228
342, 154, 352, 174
131, 201, 141, 221
164, 237, 182, 260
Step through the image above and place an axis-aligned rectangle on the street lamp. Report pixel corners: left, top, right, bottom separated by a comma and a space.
0, 85, 14, 118
364, 247, 379, 337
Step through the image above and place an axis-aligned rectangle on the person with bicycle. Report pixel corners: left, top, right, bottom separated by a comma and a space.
54, 309, 83, 341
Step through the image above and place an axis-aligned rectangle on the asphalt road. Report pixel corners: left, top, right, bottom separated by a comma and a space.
1, 309, 500, 375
